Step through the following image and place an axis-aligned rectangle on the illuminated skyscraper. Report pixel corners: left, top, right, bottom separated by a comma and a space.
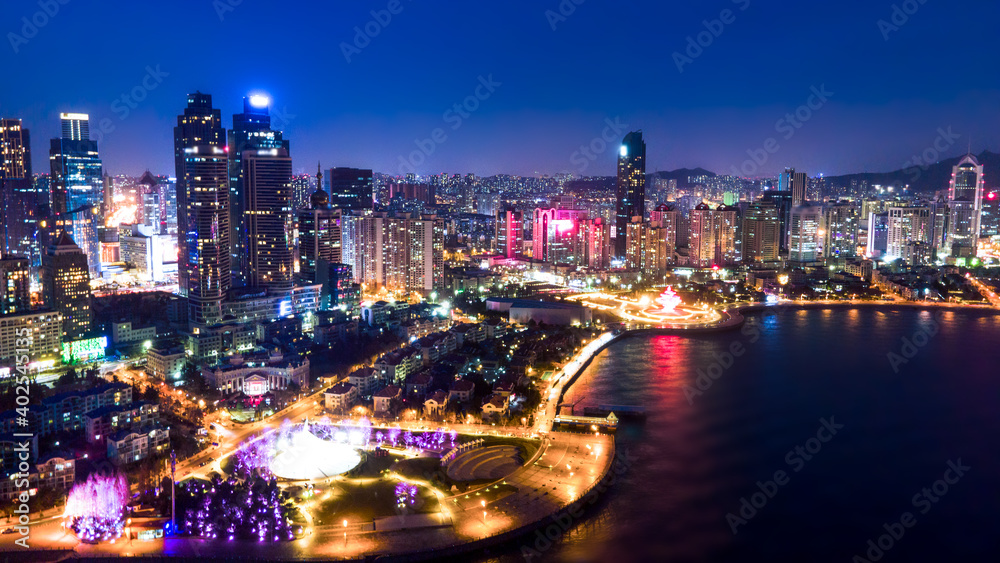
326, 167, 373, 210
824, 201, 860, 259
615, 131, 646, 257
174, 93, 226, 298
496, 208, 523, 259
1, 118, 40, 268
780, 168, 808, 206
885, 205, 931, 260
49, 113, 103, 273
179, 145, 231, 327
0, 255, 30, 315
244, 147, 293, 294
945, 154, 984, 256
790, 202, 823, 263
981, 191, 999, 237
742, 202, 781, 263
228, 95, 289, 287
42, 231, 91, 340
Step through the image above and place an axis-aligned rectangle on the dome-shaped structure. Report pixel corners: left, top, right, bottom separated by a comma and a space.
311, 188, 329, 209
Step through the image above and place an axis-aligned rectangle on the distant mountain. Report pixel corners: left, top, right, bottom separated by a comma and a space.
819, 151, 1000, 193
650, 168, 717, 188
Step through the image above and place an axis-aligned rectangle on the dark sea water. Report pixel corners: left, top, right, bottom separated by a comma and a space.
475, 307, 1000, 563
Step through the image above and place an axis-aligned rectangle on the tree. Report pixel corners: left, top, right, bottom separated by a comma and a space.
57, 368, 77, 386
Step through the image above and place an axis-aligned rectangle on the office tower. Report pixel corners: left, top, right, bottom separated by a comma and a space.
760, 190, 793, 252
496, 208, 523, 259
1, 118, 41, 268
742, 202, 781, 263
49, 113, 103, 273
179, 145, 231, 328
866, 212, 889, 258
689, 204, 718, 267
981, 191, 999, 237
0, 255, 30, 315
298, 170, 343, 284
885, 206, 932, 259
98, 226, 120, 264
625, 218, 646, 270
779, 168, 808, 206
533, 208, 587, 264
290, 173, 316, 211
315, 262, 355, 312
174, 93, 226, 297
945, 154, 984, 256
405, 214, 445, 293
243, 147, 293, 294
42, 232, 91, 340
928, 197, 950, 253
229, 95, 290, 287
326, 167, 373, 211
581, 217, 611, 269
615, 131, 646, 257
789, 202, 824, 263
824, 201, 859, 259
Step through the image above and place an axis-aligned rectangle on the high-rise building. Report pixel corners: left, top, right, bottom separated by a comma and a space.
42, 232, 91, 340
496, 208, 523, 259
243, 148, 293, 295
229, 95, 289, 287
615, 131, 646, 257
179, 145, 231, 328
742, 202, 781, 263
174, 93, 226, 297
866, 212, 889, 258
689, 204, 716, 267
581, 217, 611, 270
824, 201, 860, 259
49, 113, 103, 272
533, 208, 587, 264
326, 167, 374, 211
298, 169, 343, 285
760, 190, 793, 252
789, 202, 823, 263
780, 168, 808, 206
1, 118, 40, 268
981, 191, 999, 237
886, 205, 932, 260
945, 154, 984, 255
0, 255, 30, 315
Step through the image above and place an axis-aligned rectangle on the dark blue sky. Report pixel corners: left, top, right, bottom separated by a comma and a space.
3, 0, 998, 179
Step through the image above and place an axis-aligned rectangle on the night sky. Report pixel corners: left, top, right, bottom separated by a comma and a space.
2, 0, 998, 179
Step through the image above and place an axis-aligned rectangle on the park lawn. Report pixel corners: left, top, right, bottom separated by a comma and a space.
312, 479, 440, 523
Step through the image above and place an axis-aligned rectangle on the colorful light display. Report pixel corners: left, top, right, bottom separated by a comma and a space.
654, 286, 682, 314
63, 472, 129, 543
61, 336, 108, 364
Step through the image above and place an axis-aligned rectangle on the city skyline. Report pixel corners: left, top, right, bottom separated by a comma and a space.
3, 2, 999, 178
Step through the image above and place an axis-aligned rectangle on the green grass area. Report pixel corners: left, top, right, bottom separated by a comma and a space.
311, 479, 440, 523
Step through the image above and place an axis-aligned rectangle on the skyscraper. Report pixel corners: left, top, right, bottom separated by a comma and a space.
742, 202, 781, 263
945, 154, 984, 256
49, 113, 103, 272
243, 147, 293, 294
179, 145, 231, 328
0, 255, 30, 315
496, 208, 523, 259
42, 232, 91, 340
229, 95, 290, 287
326, 167, 374, 210
298, 167, 343, 285
780, 168, 808, 206
824, 201, 860, 259
1, 118, 40, 268
789, 202, 823, 263
981, 191, 999, 237
174, 93, 226, 298
886, 205, 932, 260
615, 131, 646, 257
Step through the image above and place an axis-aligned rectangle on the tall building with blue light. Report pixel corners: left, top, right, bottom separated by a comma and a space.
49, 113, 103, 273
228, 95, 290, 288
614, 131, 646, 257
1, 118, 42, 270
